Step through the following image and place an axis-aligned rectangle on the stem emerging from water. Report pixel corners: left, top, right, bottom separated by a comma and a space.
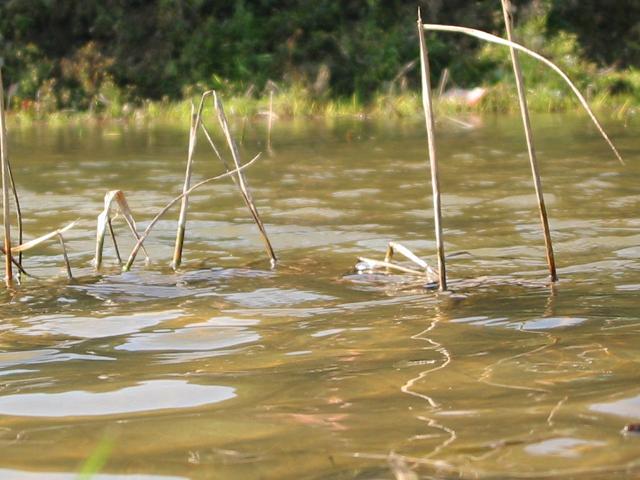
500, 0, 557, 282
0, 68, 12, 287
418, 9, 447, 291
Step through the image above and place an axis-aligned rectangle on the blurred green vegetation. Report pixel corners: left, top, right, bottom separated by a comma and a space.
1, 0, 639, 120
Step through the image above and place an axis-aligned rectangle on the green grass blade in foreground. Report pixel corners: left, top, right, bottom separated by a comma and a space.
123, 152, 261, 271
76, 435, 114, 480
422, 23, 624, 165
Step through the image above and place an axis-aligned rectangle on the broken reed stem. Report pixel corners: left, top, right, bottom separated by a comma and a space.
358, 257, 425, 276
417, 9, 447, 291
123, 153, 261, 271
172, 92, 212, 269
95, 190, 148, 270
422, 23, 624, 165
500, 0, 557, 282
12, 221, 77, 254
0, 68, 12, 287
213, 91, 277, 267
57, 233, 73, 279
385, 241, 438, 279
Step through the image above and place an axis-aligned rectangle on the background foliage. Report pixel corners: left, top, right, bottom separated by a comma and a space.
1, 0, 639, 114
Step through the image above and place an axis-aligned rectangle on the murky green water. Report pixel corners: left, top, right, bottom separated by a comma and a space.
0, 114, 638, 479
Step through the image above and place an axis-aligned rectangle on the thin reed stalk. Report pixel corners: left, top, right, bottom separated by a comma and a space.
0, 68, 12, 287
57, 233, 73, 279
0, 246, 30, 277
107, 219, 122, 264
7, 162, 23, 277
123, 153, 261, 271
422, 23, 624, 165
500, 0, 557, 282
172, 92, 212, 269
213, 91, 277, 267
267, 90, 274, 152
417, 9, 447, 291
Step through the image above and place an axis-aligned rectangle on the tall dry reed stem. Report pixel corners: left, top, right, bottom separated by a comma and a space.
172, 92, 212, 269
417, 9, 447, 291
213, 91, 277, 267
500, 0, 557, 282
267, 89, 274, 153
0, 68, 12, 287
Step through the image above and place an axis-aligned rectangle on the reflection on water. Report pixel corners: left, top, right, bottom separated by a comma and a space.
0, 380, 235, 417
0, 114, 638, 478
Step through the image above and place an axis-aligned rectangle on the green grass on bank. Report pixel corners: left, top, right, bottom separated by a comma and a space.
5, 1, 640, 127
6, 81, 639, 128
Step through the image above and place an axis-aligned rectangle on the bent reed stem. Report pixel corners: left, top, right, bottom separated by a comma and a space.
172, 92, 213, 269
422, 23, 624, 165
123, 153, 261, 271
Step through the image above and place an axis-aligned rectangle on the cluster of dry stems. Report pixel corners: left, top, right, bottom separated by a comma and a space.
0, 1, 624, 290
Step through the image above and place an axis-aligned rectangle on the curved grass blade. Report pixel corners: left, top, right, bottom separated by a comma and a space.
422, 23, 624, 165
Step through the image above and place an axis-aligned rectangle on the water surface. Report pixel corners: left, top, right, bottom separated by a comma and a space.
0, 114, 638, 479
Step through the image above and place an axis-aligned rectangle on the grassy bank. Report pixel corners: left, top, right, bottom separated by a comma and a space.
5, 81, 638, 128
5, 2, 640, 127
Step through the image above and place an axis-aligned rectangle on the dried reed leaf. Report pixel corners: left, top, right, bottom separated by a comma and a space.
95, 190, 148, 269
11, 221, 76, 253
